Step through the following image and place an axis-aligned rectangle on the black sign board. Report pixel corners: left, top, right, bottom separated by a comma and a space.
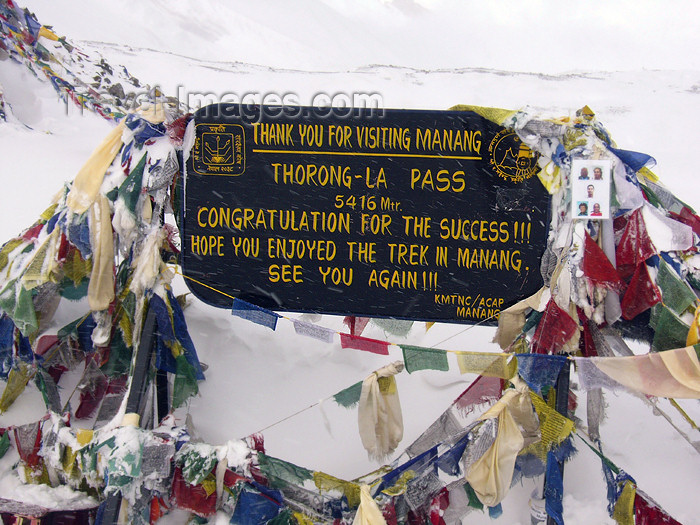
182, 105, 550, 323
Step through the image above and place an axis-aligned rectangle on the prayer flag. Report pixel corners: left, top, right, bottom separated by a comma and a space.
544, 451, 564, 525
453, 375, 503, 415
455, 352, 516, 379
400, 345, 449, 374
583, 232, 623, 291
292, 319, 335, 343
516, 354, 567, 395
634, 490, 683, 525
656, 259, 697, 316
621, 263, 661, 320
257, 453, 313, 489
340, 333, 390, 355
344, 316, 370, 336
333, 381, 362, 409
616, 209, 656, 280
530, 300, 578, 354
231, 298, 279, 331
591, 346, 700, 398
652, 306, 690, 352
373, 318, 414, 337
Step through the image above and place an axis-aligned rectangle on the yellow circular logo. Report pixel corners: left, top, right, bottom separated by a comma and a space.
488, 130, 539, 183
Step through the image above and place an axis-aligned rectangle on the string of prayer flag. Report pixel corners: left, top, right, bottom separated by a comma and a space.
231, 298, 280, 331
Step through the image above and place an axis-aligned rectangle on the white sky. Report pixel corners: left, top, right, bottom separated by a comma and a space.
28, 0, 700, 72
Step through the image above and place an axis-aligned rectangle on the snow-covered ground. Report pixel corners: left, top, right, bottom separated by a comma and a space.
1, 1, 700, 524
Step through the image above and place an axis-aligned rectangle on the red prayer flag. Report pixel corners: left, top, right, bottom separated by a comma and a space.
583, 232, 623, 291
453, 375, 502, 415
634, 492, 682, 525
57, 233, 70, 262
530, 300, 579, 354
339, 333, 390, 355
429, 487, 450, 525
577, 312, 598, 357
343, 316, 370, 336
13, 423, 43, 468
170, 466, 217, 517
621, 263, 662, 320
616, 208, 657, 280
21, 223, 43, 241
670, 207, 700, 238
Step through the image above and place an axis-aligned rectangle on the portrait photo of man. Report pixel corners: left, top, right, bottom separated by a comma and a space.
571, 159, 612, 220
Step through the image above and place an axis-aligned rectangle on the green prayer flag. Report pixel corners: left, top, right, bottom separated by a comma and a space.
176, 443, 217, 485
400, 345, 449, 374
657, 259, 697, 316
0, 280, 38, 337
268, 509, 294, 525
0, 432, 9, 459
100, 329, 132, 377
58, 315, 88, 340
118, 154, 147, 215
59, 276, 89, 301
649, 303, 662, 331
258, 453, 313, 489
464, 482, 483, 510
333, 381, 362, 408
523, 310, 543, 334
652, 306, 690, 352
372, 318, 414, 337
640, 183, 663, 209
173, 353, 199, 408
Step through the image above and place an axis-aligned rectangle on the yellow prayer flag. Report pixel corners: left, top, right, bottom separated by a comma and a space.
76, 429, 94, 447
612, 480, 636, 525
686, 304, 700, 346
38, 26, 59, 41
456, 352, 516, 379
449, 105, 517, 126
525, 392, 575, 460
314, 471, 361, 508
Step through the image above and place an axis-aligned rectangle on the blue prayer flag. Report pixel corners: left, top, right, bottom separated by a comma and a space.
231, 298, 280, 331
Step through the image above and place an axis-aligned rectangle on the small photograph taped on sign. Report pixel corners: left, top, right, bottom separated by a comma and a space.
182, 104, 550, 323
